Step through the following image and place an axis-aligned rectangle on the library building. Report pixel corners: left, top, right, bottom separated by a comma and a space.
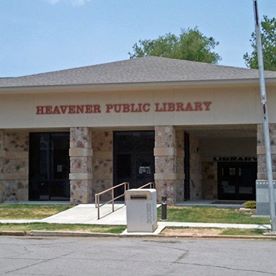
0, 56, 275, 214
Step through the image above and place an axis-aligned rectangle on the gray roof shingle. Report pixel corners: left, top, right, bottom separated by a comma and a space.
0, 56, 275, 88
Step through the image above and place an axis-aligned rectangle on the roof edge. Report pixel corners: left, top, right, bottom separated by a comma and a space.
0, 78, 275, 94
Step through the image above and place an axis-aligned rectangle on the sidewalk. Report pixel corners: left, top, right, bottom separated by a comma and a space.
0, 204, 271, 236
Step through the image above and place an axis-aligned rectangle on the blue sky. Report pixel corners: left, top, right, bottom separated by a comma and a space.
0, 0, 275, 77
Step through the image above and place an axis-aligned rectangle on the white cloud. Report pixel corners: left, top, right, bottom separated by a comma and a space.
45, 0, 91, 7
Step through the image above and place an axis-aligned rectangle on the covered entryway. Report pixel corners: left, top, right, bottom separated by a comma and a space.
113, 131, 154, 189
29, 132, 70, 201
182, 125, 258, 201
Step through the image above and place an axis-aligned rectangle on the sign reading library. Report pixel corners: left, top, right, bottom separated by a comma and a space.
36, 101, 212, 115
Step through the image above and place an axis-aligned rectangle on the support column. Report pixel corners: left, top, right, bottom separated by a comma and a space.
256, 124, 276, 215
154, 126, 177, 204
69, 127, 93, 204
0, 130, 29, 202
189, 135, 202, 200
175, 130, 184, 202
92, 130, 113, 200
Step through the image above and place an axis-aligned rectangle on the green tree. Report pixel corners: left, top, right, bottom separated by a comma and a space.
129, 28, 221, 64
244, 16, 276, 71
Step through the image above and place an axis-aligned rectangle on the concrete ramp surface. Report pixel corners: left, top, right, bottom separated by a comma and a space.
41, 204, 126, 225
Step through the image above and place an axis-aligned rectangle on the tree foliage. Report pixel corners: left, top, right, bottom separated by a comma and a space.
129, 28, 221, 64
244, 16, 276, 71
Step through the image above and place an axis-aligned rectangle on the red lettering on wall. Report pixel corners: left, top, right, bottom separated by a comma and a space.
194, 102, 203, 111
105, 104, 113, 113
35, 101, 212, 115
94, 105, 101, 113
76, 105, 84, 113
203, 101, 212, 111
185, 103, 193, 111
167, 102, 175, 112
53, 106, 60, 114
45, 106, 52, 114
36, 106, 45, 114
155, 103, 164, 112
176, 103, 185, 111
85, 105, 93, 113
60, 106, 67, 114
122, 104, 130, 112
143, 103, 150, 112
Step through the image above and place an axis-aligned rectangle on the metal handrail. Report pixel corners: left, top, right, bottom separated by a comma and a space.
95, 182, 129, 220
138, 182, 155, 189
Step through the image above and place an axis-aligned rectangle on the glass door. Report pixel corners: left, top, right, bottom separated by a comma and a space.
29, 133, 70, 201
218, 162, 256, 200
113, 131, 155, 190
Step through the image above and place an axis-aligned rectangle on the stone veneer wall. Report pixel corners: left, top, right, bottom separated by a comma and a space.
154, 126, 177, 204
175, 130, 184, 201
202, 162, 217, 199
0, 131, 29, 202
189, 135, 202, 200
69, 127, 93, 204
92, 130, 113, 201
257, 124, 276, 179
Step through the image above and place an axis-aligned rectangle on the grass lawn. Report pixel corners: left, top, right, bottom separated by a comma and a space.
220, 228, 265, 236
0, 204, 72, 219
162, 227, 267, 237
158, 206, 270, 224
0, 223, 125, 234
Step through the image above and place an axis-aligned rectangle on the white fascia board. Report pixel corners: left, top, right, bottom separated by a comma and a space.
0, 78, 275, 95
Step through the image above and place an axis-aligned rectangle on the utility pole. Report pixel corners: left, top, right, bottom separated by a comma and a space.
253, 0, 276, 231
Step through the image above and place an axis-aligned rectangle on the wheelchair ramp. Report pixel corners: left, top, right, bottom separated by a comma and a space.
42, 204, 126, 225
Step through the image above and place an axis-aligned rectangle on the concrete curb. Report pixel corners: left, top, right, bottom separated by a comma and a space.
0, 231, 26, 236
0, 220, 41, 224
30, 231, 165, 238
159, 234, 276, 240
0, 230, 276, 240
30, 230, 119, 237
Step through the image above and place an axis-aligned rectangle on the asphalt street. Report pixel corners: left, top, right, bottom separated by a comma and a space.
0, 236, 276, 276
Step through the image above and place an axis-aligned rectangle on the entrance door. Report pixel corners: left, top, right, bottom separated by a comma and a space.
114, 131, 154, 189
29, 133, 70, 201
218, 162, 257, 200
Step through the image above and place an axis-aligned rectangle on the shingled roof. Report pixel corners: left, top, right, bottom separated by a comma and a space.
0, 56, 275, 88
